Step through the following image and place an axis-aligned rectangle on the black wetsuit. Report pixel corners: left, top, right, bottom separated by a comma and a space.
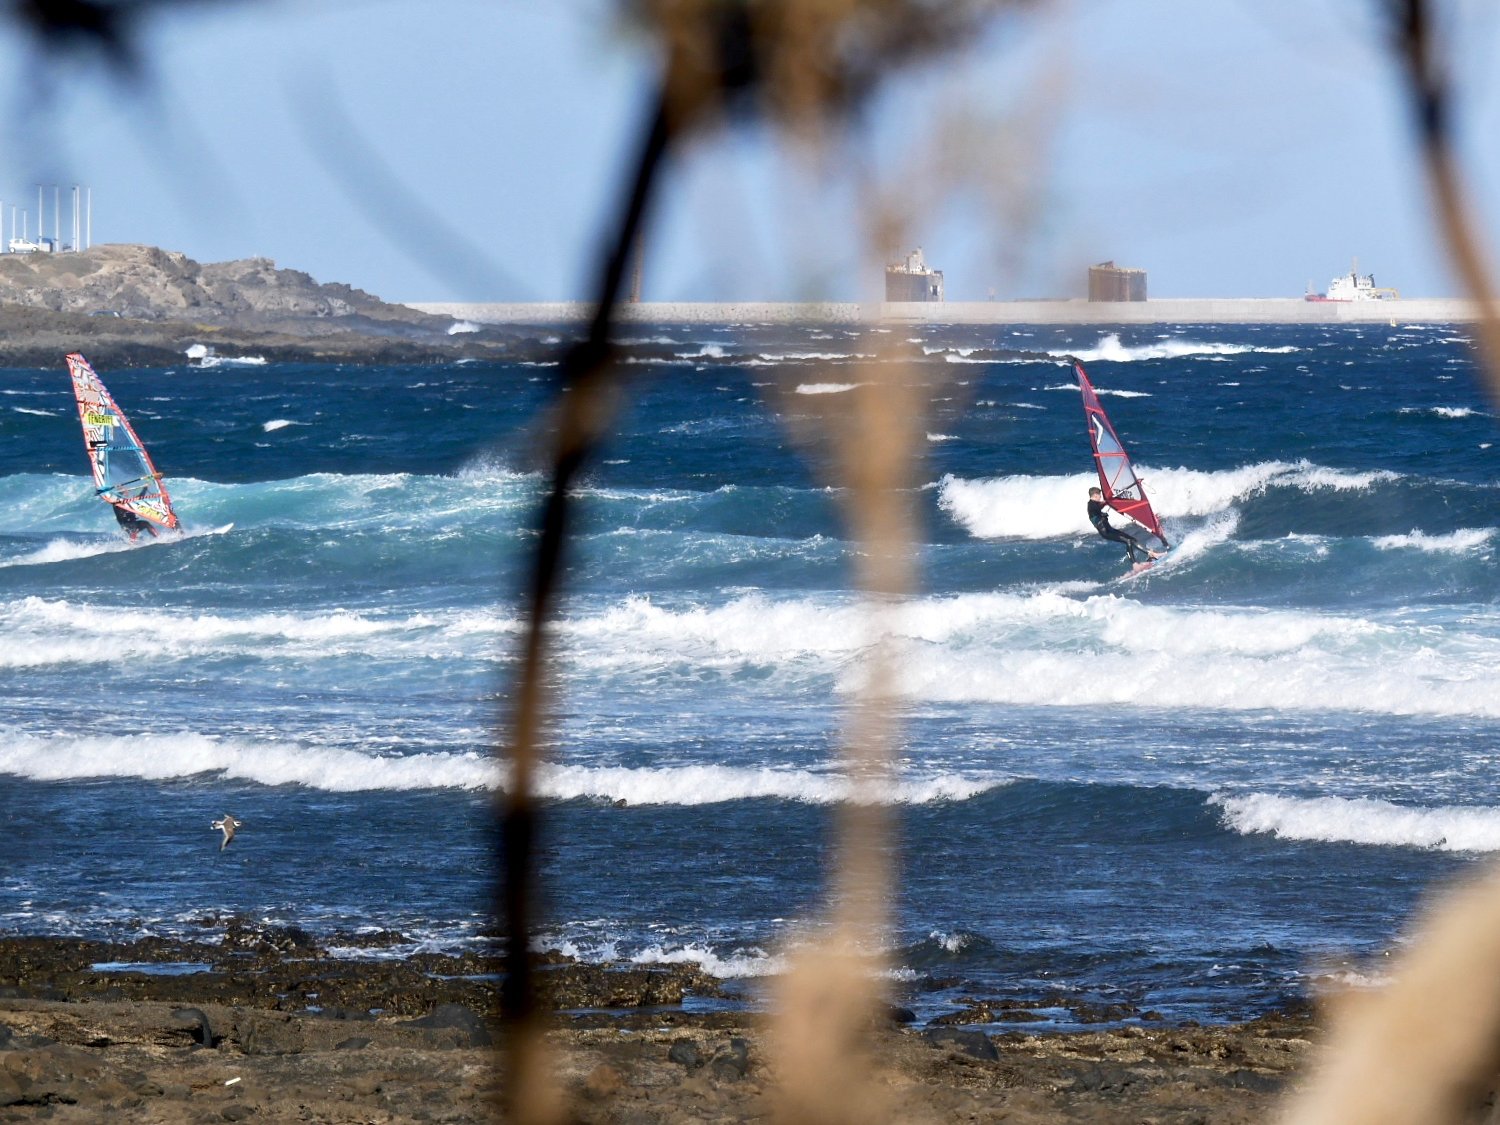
112, 503, 157, 541
1088, 498, 1149, 563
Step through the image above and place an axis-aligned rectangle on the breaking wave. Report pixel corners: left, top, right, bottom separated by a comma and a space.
1050, 333, 1300, 363
1214, 792, 1500, 853
936, 459, 1400, 540
0, 732, 1001, 803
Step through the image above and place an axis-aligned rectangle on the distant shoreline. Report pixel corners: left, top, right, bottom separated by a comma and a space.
407, 297, 1481, 326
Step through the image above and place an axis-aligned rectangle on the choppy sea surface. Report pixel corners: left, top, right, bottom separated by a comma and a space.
1, 322, 1496, 1027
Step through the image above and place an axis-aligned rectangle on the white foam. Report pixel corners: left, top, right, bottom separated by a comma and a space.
0, 596, 499, 667
889, 597, 1500, 718
627, 943, 785, 978
929, 929, 976, 954
0, 733, 497, 791
1311, 968, 1394, 992
757, 351, 862, 362
1373, 528, 1493, 553
1050, 332, 1298, 363
1043, 382, 1150, 397
938, 460, 1398, 540
0, 724, 1006, 801
533, 762, 1001, 806
11, 406, 54, 417
1400, 405, 1480, 418
1214, 793, 1500, 852
557, 590, 1500, 719
795, 382, 858, 395
194, 353, 267, 368
446, 321, 480, 335
532, 935, 784, 979
453, 457, 541, 487
1, 537, 139, 569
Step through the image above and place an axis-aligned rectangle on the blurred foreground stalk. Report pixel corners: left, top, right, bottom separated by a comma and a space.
496, 3, 1022, 1121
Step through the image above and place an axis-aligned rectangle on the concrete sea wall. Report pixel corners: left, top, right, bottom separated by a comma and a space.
408, 298, 1481, 326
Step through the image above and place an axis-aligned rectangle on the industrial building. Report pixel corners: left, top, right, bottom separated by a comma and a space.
1088, 260, 1147, 302
885, 247, 944, 302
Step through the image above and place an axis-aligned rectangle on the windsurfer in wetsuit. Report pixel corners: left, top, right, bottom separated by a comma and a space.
1087, 486, 1158, 564
112, 502, 158, 542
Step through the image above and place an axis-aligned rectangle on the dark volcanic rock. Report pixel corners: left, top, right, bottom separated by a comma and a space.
170, 1006, 216, 1048
0, 930, 734, 1037
537, 962, 725, 1010
238, 1013, 306, 1056
922, 1027, 1000, 1061
931, 998, 1048, 1025
709, 1037, 751, 1081
400, 1003, 493, 1048
0, 940, 1321, 1125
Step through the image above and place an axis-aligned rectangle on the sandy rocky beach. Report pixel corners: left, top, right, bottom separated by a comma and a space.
0, 923, 1325, 1124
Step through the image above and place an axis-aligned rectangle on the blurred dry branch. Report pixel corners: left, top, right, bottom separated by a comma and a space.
499, 3, 1020, 1121
22, 1, 1500, 1122
498, 80, 672, 1125
1389, 0, 1500, 404
641, 0, 1026, 133
1280, 863, 1500, 1124
766, 354, 925, 1123
10, 0, 146, 74
1261, 11, 1500, 1120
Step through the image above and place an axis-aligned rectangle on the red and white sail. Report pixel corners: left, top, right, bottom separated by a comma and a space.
1075, 360, 1167, 546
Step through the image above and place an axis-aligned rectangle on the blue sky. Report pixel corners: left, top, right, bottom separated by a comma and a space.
0, 0, 1496, 303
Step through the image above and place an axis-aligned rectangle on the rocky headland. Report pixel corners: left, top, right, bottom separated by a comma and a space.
0, 244, 534, 368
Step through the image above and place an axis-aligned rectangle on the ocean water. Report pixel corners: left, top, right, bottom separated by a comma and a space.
0, 322, 1496, 1026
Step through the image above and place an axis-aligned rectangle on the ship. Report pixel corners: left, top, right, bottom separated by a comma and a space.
1305, 262, 1399, 302
885, 247, 944, 302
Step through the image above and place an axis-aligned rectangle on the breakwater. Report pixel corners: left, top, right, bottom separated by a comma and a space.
407, 297, 1480, 325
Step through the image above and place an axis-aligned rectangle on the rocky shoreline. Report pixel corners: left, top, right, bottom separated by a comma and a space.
0, 301, 536, 370
0, 244, 551, 369
0, 926, 1322, 1122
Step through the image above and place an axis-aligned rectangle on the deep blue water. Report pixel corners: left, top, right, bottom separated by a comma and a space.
1, 321, 1497, 1027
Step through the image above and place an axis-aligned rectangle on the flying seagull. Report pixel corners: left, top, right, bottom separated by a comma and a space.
211, 814, 241, 851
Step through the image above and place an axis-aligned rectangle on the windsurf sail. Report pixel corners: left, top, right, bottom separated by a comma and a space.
1074, 360, 1168, 546
66, 353, 180, 534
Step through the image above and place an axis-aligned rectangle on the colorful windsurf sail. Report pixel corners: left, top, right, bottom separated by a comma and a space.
66, 353, 181, 535
1075, 360, 1167, 546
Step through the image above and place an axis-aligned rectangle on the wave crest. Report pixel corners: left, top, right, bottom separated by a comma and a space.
938, 460, 1401, 540
1214, 792, 1500, 852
